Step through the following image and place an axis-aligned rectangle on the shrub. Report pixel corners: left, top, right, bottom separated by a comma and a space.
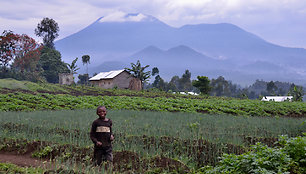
197, 135, 306, 174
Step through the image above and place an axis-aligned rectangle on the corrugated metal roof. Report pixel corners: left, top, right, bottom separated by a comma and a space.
89, 69, 126, 81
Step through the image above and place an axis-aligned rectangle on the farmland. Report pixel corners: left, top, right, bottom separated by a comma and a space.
1, 79, 306, 117
0, 79, 306, 173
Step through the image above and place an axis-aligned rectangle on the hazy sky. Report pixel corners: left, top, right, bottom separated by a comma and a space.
1, 0, 306, 48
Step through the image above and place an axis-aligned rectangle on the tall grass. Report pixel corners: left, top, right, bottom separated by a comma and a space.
1, 109, 305, 146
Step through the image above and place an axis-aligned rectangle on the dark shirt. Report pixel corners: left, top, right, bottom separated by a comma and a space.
90, 118, 113, 148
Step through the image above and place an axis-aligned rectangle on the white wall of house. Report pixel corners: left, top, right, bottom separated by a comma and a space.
261, 96, 293, 102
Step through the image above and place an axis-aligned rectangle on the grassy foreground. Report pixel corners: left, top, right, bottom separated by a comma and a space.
1, 109, 305, 171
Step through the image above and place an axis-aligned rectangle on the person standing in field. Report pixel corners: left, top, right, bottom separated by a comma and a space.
90, 106, 114, 166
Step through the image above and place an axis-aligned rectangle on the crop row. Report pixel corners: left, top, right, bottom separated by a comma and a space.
1, 92, 306, 117
0, 81, 204, 99
1, 109, 305, 172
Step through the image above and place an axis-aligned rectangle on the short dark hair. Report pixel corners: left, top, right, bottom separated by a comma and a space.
96, 106, 106, 114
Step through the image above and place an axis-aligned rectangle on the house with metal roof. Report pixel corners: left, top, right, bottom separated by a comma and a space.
261, 96, 293, 102
89, 69, 141, 90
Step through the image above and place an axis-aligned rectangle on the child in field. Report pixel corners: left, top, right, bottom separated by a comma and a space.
90, 106, 114, 165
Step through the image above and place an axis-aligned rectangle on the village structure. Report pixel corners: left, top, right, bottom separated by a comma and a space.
89, 69, 142, 91
261, 96, 293, 102
59, 73, 74, 85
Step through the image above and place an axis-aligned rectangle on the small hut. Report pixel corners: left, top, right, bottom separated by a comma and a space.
89, 69, 141, 90
59, 73, 74, 85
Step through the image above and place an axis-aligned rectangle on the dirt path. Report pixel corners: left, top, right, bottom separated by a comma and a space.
0, 152, 51, 168
0, 151, 189, 173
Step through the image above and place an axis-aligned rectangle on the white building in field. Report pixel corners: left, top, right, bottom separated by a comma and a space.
261, 96, 293, 102
173, 92, 199, 95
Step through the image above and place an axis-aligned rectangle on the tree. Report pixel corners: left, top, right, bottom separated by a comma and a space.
77, 74, 89, 85
12, 35, 43, 73
66, 57, 80, 74
289, 85, 304, 102
156, 76, 167, 91
35, 17, 59, 49
0, 30, 17, 69
166, 81, 177, 92
151, 67, 160, 88
267, 81, 278, 95
239, 88, 249, 99
179, 70, 192, 91
125, 60, 151, 88
152, 67, 159, 76
1, 30, 42, 76
82, 55, 90, 75
210, 76, 231, 96
168, 75, 180, 92
192, 76, 211, 95
38, 47, 68, 83
152, 75, 161, 88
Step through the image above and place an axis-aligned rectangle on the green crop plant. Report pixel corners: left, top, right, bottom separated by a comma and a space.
197, 135, 306, 174
0, 163, 45, 173
1, 109, 305, 168
32, 145, 53, 158
1, 83, 306, 117
1, 110, 305, 145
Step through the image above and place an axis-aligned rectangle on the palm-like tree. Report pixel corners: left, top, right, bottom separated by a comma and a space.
66, 57, 80, 74
125, 60, 151, 88
289, 85, 304, 101
82, 55, 90, 74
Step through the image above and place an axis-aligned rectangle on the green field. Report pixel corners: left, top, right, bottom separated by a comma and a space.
1, 109, 305, 173
0, 79, 305, 173
1, 88, 306, 117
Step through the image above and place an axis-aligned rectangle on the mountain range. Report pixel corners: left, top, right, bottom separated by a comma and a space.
55, 13, 306, 86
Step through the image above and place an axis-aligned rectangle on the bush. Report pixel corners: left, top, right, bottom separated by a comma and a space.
197, 134, 306, 174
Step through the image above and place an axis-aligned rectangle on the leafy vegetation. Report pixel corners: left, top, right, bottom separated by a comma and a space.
0, 30, 43, 83
0, 162, 45, 173
125, 60, 151, 88
39, 47, 69, 83
192, 76, 211, 95
197, 135, 306, 174
1, 83, 306, 117
289, 85, 305, 102
65, 57, 80, 74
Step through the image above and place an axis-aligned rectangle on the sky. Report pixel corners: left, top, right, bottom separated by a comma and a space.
1, 0, 306, 48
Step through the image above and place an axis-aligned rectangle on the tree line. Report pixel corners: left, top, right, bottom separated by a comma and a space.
150, 72, 304, 101
0, 17, 90, 84
123, 60, 304, 101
